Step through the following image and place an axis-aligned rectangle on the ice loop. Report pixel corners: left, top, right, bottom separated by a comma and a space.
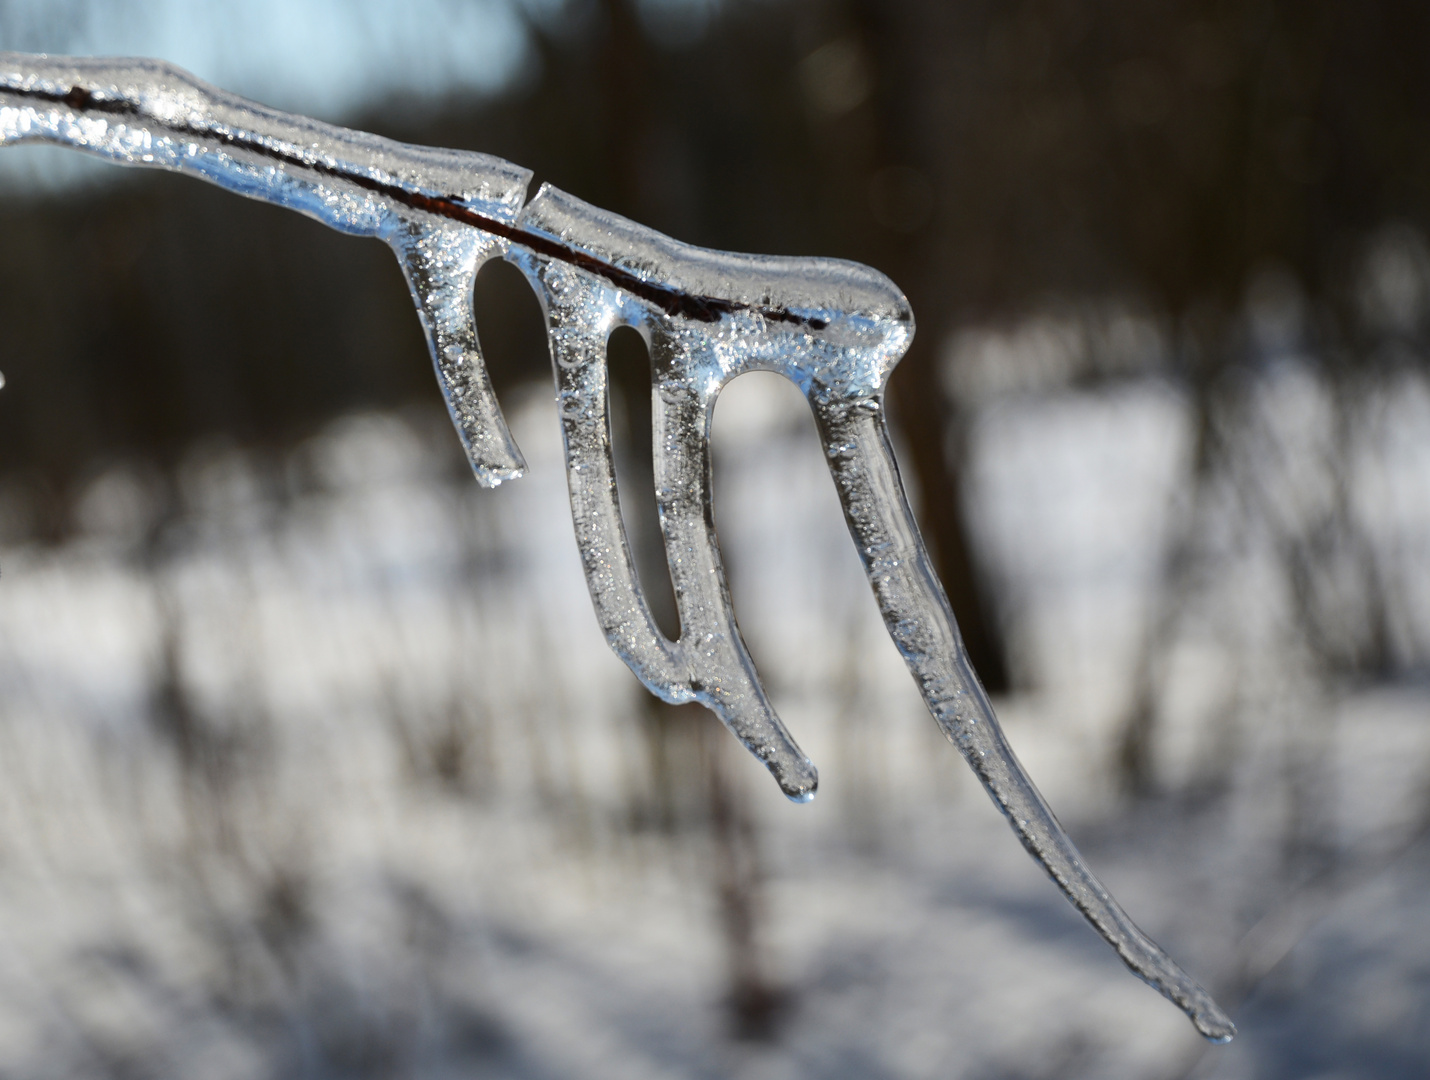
0, 54, 1235, 1042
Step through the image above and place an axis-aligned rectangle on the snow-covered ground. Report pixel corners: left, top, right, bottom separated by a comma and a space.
0, 365, 1427, 1078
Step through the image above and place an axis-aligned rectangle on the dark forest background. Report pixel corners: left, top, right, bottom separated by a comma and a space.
8, 0, 1430, 703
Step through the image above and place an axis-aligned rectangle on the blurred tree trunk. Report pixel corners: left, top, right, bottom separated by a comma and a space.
595, 0, 791, 1038
848, 0, 1012, 691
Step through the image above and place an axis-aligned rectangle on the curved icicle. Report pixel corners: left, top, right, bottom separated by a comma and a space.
391, 226, 525, 485
813, 395, 1236, 1043
0, 51, 1232, 1040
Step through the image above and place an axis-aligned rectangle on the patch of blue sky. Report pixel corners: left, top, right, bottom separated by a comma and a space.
0, 0, 533, 191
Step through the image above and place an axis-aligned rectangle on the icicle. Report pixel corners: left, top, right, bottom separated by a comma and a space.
0, 54, 1234, 1042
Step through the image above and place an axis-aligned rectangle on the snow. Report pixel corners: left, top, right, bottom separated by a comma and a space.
0, 372, 1425, 1075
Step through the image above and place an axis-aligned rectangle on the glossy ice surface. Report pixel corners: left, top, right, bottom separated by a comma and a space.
0, 53, 1234, 1042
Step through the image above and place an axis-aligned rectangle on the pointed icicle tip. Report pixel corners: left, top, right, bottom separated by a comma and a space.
1194, 1008, 1236, 1044
462, 435, 527, 488
470, 463, 525, 488
777, 760, 819, 803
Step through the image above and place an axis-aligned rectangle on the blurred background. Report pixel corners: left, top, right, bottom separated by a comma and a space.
2, 0, 1430, 1076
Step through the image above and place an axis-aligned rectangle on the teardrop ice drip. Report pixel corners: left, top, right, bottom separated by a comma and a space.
0, 54, 1234, 1042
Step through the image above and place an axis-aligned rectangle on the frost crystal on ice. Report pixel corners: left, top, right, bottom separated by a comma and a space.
0, 54, 1235, 1042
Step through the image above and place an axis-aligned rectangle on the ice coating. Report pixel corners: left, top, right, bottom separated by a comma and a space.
0, 54, 530, 484
0, 54, 1234, 1042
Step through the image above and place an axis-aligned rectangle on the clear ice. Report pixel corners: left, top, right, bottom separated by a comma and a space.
0, 54, 1234, 1042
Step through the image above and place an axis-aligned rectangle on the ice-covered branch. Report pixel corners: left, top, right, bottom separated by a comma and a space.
0, 53, 1233, 1042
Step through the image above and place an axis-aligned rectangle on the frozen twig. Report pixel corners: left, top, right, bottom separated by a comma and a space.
0, 53, 1233, 1041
